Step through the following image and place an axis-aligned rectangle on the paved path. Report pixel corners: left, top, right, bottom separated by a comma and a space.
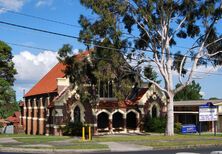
100, 142, 153, 152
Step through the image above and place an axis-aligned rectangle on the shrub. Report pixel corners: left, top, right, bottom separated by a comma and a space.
144, 116, 166, 133
174, 122, 182, 134
62, 121, 83, 136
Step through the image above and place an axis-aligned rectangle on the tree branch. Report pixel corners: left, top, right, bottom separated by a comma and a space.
169, 16, 186, 41
206, 50, 222, 57
140, 73, 169, 95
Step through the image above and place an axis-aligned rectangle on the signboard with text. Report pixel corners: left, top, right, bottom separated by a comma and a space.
199, 102, 218, 122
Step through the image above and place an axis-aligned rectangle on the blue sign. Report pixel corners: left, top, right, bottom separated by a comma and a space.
199, 102, 217, 108
181, 124, 197, 134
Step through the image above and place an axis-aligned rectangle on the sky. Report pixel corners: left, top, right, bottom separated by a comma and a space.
0, 0, 222, 101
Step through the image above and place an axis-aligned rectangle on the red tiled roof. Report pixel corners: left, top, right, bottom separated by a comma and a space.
132, 88, 148, 102
98, 100, 128, 108
24, 63, 66, 97
24, 50, 91, 97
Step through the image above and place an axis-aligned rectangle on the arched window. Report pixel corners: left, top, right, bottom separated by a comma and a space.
152, 105, 157, 118
74, 106, 81, 123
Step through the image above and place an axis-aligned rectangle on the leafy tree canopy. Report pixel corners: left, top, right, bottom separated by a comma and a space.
209, 97, 219, 100
0, 41, 17, 85
144, 65, 161, 84
174, 80, 202, 101
0, 41, 17, 118
78, 0, 222, 136
58, 44, 139, 102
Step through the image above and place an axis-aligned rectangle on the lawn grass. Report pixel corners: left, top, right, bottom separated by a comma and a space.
13, 135, 70, 143
55, 142, 108, 149
0, 133, 29, 138
92, 134, 222, 142
1, 140, 108, 150
140, 140, 222, 148
92, 134, 222, 149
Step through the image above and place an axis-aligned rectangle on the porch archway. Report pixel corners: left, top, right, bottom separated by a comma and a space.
126, 111, 137, 129
97, 112, 109, 129
112, 112, 124, 129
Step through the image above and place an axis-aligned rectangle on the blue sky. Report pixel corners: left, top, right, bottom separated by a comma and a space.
0, 0, 222, 100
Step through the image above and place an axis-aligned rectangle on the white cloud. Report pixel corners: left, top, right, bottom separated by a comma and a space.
199, 91, 205, 97
13, 50, 79, 100
13, 50, 58, 82
13, 50, 58, 99
0, 0, 26, 13
73, 49, 79, 55
35, 0, 53, 7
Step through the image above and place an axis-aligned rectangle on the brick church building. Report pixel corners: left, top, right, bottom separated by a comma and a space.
20, 51, 167, 135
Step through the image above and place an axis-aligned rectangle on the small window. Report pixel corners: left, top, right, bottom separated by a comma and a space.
99, 80, 113, 98
152, 105, 157, 118
74, 106, 81, 123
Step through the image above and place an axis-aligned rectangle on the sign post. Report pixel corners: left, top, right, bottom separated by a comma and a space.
199, 102, 218, 135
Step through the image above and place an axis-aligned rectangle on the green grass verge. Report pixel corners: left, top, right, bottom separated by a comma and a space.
56, 142, 108, 149
0, 133, 28, 138
1, 142, 108, 150
92, 134, 222, 142
13, 136, 70, 143
140, 140, 222, 148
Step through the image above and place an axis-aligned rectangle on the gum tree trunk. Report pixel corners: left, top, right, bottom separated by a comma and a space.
166, 95, 174, 136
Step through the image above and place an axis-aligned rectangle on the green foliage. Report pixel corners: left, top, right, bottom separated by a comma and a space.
78, 0, 222, 135
58, 44, 138, 102
0, 41, 17, 85
0, 79, 19, 118
143, 116, 166, 133
174, 122, 182, 134
174, 80, 202, 101
172, 52, 187, 76
62, 122, 84, 136
78, 0, 222, 81
209, 97, 219, 100
0, 41, 17, 119
144, 65, 161, 84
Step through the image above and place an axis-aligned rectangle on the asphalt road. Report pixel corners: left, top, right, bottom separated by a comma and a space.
0, 147, 222, 154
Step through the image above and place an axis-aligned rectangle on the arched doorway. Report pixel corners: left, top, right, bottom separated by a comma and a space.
126, 111, 137, 129
74, 106, 81, 123
97, 112, 109, 129
112, 112, 124, 130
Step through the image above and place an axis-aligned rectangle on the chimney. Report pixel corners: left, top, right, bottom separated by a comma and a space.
57, 77, 70, 94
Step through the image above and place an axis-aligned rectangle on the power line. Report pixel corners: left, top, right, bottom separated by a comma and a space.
0, 21, 79, 39
2, 7, 219, 52
0, 20, 221, 64
0, 9, 206, 51
0, 8, 81, 28
6, 42, 57, 52
0, 21, 194, 53
7, 41, 222, 77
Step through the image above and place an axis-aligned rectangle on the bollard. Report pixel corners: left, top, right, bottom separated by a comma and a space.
88, 126, 91, 141
82, 127, 85, 141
